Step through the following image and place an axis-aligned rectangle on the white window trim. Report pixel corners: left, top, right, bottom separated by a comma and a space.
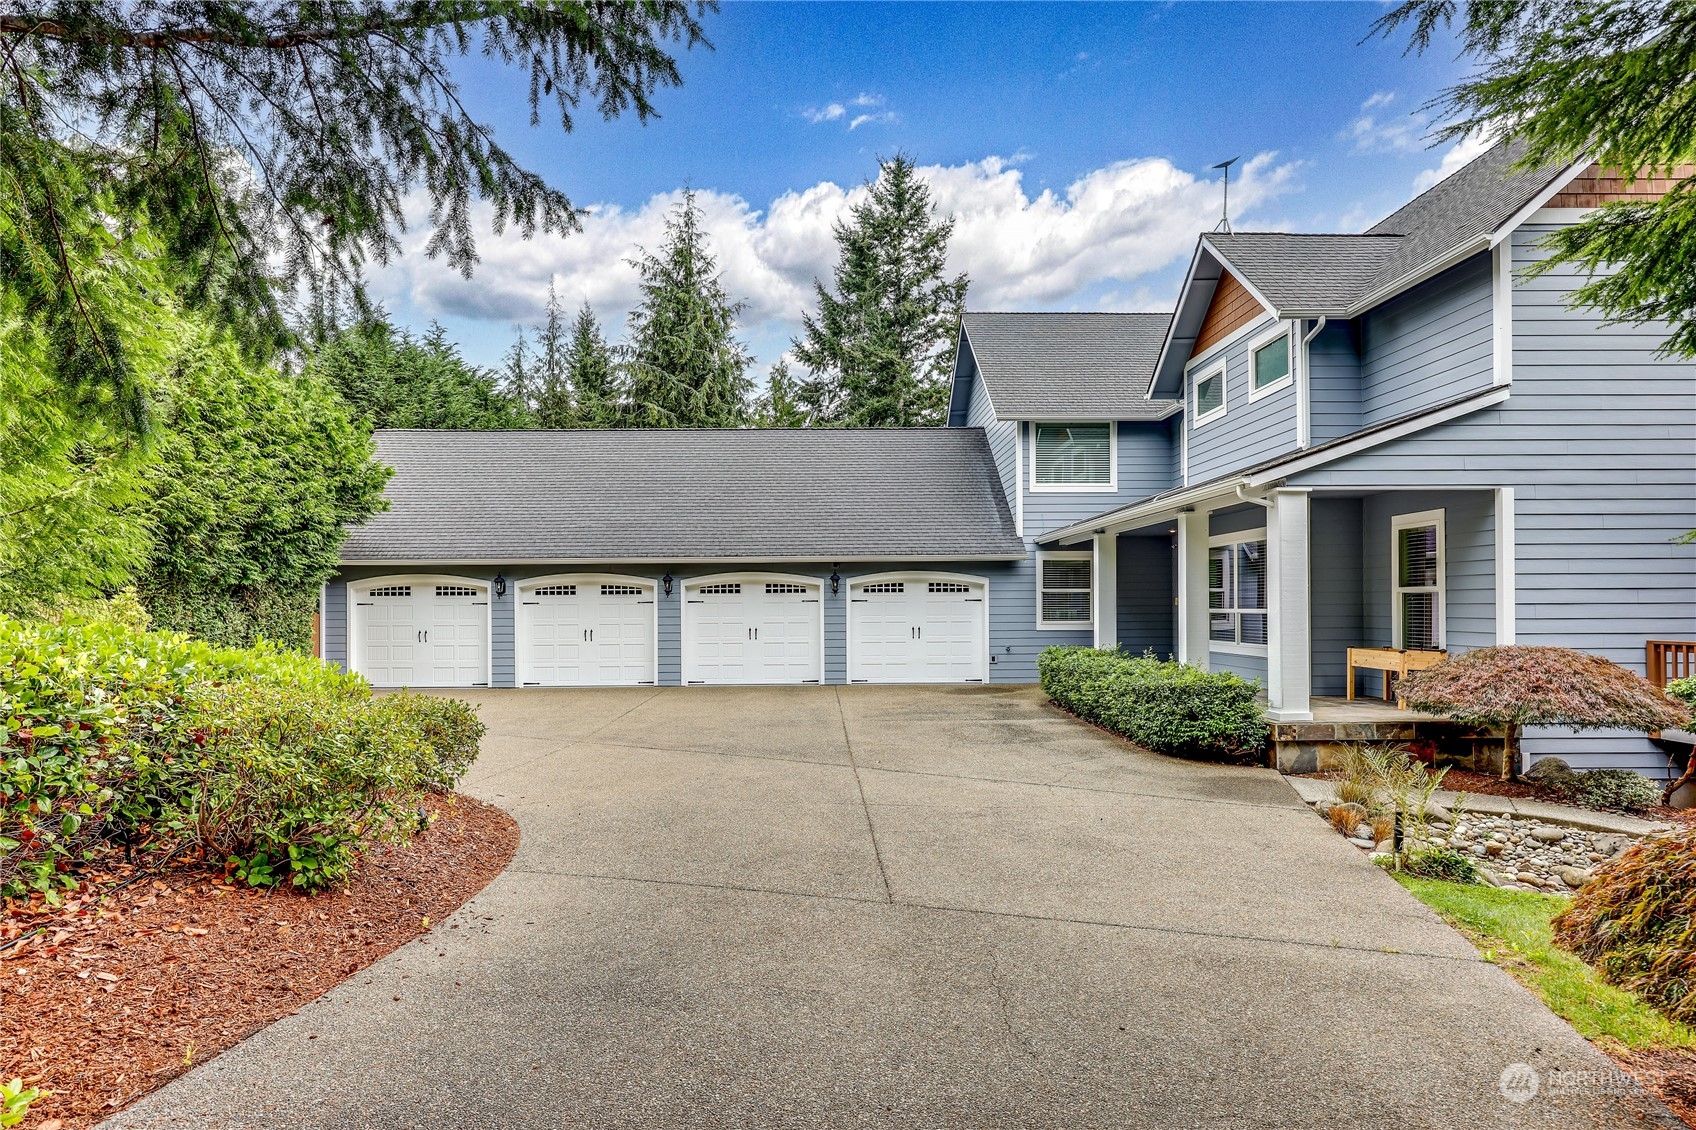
1245, 322, 1295, 403
1391, 508, 1447, 651
1035, 550, 1094, 631
1029, 421, 1118, 493
1190, 363, 1228, 429
1207, 529, 1269, 657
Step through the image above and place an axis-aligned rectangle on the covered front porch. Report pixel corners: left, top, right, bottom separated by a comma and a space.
1064, 483, 1512, 754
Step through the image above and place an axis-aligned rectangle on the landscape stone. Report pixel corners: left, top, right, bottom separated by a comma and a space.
1558, 867, 1592, 889
1531, 827, 1567, 844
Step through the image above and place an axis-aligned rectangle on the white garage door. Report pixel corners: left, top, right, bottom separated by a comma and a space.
849, 577, 987, 684
519, 577, 657, 686
684, 577, 823, 685
354, 579, 489, 688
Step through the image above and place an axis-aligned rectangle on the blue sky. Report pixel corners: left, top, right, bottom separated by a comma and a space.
369, 2, 1478, 376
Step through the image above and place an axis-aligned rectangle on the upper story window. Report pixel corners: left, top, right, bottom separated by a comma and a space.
1032, 423, 1115, 491
1251, 329, 1292, 396
1191, 365, 1226, 426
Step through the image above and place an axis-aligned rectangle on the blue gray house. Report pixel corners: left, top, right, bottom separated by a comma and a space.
321, 142, 1695, 773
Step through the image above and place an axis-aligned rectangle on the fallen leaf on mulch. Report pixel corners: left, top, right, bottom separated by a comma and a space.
0, 793, 518, 1130
1606, 1046, 1696, 1128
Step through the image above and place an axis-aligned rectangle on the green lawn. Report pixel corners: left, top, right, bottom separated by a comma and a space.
1397, 876, 1696, 1051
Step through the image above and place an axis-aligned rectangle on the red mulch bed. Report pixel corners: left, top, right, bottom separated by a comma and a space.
1608, 1047, 1696, 1128
0, 793, 518, 1130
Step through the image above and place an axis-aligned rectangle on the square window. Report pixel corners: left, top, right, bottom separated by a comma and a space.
1193, 369, 1225, 420
1253, 332, 1290, 390
1034, 423, 1112, 487
1038, 555, 1093, 627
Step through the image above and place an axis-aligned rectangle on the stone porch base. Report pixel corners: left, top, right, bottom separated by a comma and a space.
1267, 698, 1503, 774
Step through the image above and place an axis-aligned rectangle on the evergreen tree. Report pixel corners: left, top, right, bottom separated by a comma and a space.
1378, 0, 1696, 355
751, 359, 811, 427
793, 154, 970, 427
565, 304, 623, 428
501, 326, 537, 414
533, 281, 575, 427
623, 192, 753, 427
1, 2, 710, 433
307, 316, 526, 430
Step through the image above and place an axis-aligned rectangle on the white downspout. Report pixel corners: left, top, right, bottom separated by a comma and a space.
1297, 316, 1327, 450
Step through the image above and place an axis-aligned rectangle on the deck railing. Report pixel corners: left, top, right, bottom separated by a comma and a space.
1646, 640, 1696, 690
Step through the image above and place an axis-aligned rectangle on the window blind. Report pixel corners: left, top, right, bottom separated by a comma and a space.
1034, 423, 1111, 485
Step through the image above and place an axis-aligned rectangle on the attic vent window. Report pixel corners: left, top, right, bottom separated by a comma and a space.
862, 582, 905, 593
764, 583, 809, 595
368, 585, 411, 597
435, 585, 480, 598
600, 584, 644, 596
928, 582, 972, 593
534, 585, 577, 597
1192, 366, 1226, 424
1033, 423, 1113, 489
698, 583, 742, 595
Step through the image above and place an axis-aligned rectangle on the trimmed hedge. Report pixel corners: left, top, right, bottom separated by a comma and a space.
1038, 646, 1268, 761
1, 601, 483, 898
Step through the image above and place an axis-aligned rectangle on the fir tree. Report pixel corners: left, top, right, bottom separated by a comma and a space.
751, 359, 810, 427
1, 2, 711, 434
565, 304, 622, 428
533, 281, 575, 427
1378, 0, 1696, 356
623, 191, 753, 427
793, 154, 970, 427
501, 326, 537, 415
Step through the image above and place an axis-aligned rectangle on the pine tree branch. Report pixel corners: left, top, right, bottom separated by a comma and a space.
0, 11, 447, 51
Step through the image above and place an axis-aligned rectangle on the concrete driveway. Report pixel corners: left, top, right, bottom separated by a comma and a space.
110, 686, 1675, 1129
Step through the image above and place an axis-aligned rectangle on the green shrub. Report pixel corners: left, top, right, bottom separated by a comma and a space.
1566, 768, 1663, 813
0, 601, 483, 898
1037, 646, 1267, 761
1398, 846, 1482, 884
1667, 676, 1696, 712
1554, 824, 1696, 1025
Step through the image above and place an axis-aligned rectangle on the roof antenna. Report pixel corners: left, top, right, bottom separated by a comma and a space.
1211, 157, 1239, 233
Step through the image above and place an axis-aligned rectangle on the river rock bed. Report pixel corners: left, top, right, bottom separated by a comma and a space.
1312, 798, 1639, 894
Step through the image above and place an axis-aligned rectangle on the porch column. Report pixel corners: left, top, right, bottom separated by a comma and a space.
1093, 532, 1118, 650
1176, 509, 1211, 668
1266, 488, 1313, 722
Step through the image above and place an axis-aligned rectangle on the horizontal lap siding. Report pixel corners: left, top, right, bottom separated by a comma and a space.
1210, 651, 1267, 685
323, 581, 347, 669
1117, 535, 1174, 658
1023, 421, 1176, 537
965, 373, 1019, 518
991, 550, 1093, 681
1361, 253, 1493, 424
1186, 315, 1299, 483
1291, 228, 1696, 773
1308, 321, 1363, 444
1310, 497, 1363, 696
1361, 490, 1497, 655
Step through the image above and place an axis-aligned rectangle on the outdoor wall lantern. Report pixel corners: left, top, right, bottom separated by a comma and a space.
830, 570, 841, 595
493, 574, 507, 598
663, 573, 674, 596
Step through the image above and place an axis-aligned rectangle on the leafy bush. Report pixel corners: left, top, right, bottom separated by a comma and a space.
0, 602, 483, 898
1397, 846, 1482, 884
1038, 647, 1267, 761
1554, 824, 1696, 1025
1566, 768, 1663, 814
1668, 677, 1696, 712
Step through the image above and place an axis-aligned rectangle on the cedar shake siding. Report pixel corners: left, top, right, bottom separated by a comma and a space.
1192, 271, 1265, 356
1547, 163, 1696, 208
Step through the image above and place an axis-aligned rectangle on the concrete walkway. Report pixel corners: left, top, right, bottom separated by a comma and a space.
107, 686, 1677, 1129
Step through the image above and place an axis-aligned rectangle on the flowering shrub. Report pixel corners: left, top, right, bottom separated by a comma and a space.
1, 604, 483, 898
1554, 824, 1696, 1025
1038, 647, 1267, 761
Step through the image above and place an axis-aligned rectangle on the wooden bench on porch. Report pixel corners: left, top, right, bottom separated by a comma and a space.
1345, 647, 1448, 709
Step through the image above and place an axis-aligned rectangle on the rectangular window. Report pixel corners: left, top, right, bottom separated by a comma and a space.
1392, 510, 1445, 650
1038, 553, 1093, 627
1252, 331, 1291, 391
1192, 366, 1225, 424
1033, 423, 1113, 488
1208, 534, 1268, 649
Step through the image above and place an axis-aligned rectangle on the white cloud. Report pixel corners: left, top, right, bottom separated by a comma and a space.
367, 151, 1299, 361
1343, 91, 1428, 155
806, 92, 895, 129
803, 103, 844, 124
849, 111, 897, 130
1412, 131, 1496, 193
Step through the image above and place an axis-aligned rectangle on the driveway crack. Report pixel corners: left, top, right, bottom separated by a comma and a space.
836, 687, 894, 904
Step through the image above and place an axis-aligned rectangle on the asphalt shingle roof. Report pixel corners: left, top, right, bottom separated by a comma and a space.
1207, 140, 1571, 314
960, 312, 1177, 419
340, 428, 1025, 563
